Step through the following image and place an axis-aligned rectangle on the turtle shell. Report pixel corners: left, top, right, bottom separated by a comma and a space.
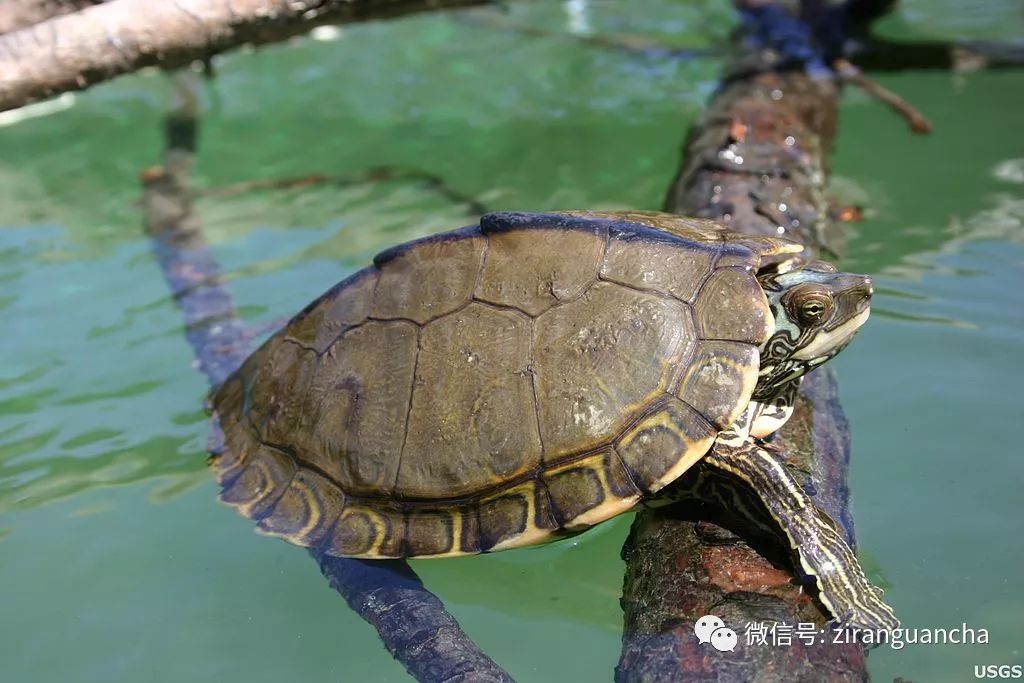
211, 211, 800, 558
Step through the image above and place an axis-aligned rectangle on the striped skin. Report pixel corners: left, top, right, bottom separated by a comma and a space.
709, 258, 900, 630
749, 379, 800, 439
707, 423, 899, 631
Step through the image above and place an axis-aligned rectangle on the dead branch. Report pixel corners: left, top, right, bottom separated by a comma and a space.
0, 0, 101, 34
0, 0, 486, 113
835, 58, 932, 134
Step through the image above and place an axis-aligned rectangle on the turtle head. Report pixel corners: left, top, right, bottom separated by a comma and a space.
754, 261, 873, 399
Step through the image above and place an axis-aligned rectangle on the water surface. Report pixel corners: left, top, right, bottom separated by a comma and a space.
1, 1, 1021, 681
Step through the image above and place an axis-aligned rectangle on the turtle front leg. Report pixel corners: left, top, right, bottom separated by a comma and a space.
705, 439, 899, 632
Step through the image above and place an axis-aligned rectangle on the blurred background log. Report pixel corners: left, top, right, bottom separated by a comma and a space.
0, 0, 102, 34
0, 0, 486, 112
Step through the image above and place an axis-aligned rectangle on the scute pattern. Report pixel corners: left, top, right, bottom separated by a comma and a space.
212, 211, 778, 558
542, 448, 641, 529
285, 269, 379, 354
601, 233, 719, 303
247, 339, 317, 447
307, 321, 418, 495
477, 488, 532, 551
675, 340, 760, 430
398, 303, 541, 498
326, 507, 386, 557
478, 479, 558, 551
476, 224, 606, 316
405, 511, 456, 557
533, 282, 696, 459
372, 232, 485, 324
614, 397, 718, 494
219, 445, 297, 519
564, 210, 733, 243
258, 469, 345, 546
694, 267, 772, 344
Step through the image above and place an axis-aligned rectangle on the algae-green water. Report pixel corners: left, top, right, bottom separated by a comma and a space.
1, 1, 1022, 681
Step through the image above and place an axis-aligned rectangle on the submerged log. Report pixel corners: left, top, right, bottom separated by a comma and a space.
142, 74, 513, 683
617, 3, 895, 681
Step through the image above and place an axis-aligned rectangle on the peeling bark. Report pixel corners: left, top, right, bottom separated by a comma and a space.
0, 0, 485, 112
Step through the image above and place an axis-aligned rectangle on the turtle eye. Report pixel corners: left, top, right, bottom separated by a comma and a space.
786, 284, 834, 325
800, 299, 829, 321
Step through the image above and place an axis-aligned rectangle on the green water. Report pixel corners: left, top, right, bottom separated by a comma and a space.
1, 2, 1021, 681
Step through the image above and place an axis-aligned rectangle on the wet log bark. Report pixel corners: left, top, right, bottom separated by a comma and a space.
617, 4, 888, 682
142, 75, 513, 683
0, 0, 485, 113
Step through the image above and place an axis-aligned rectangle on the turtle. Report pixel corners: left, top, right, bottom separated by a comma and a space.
211, 210, 898, 631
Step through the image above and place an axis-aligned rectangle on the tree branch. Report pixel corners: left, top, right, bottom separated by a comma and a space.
0, 0, 102, 34
143, 72, 513, 683
0, 0, 486, 112
618, 2, 900, 680
852, 37, 1024, 72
